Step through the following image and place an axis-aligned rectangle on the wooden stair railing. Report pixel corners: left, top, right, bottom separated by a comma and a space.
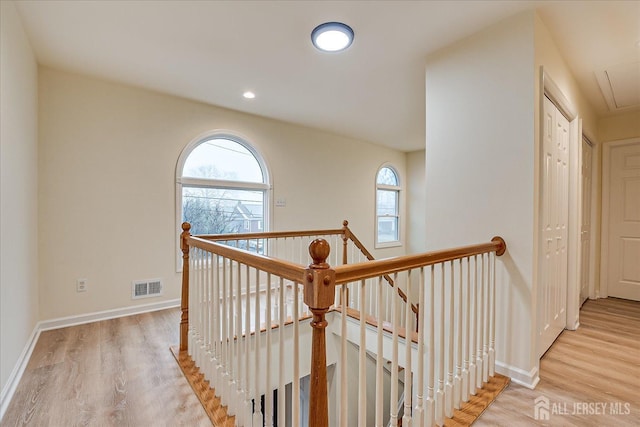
178, 221, 507, 427
341, 220, 420, 330
188, 219, 418, 331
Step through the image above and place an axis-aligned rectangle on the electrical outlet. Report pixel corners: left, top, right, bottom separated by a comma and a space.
77, 278, 87, 292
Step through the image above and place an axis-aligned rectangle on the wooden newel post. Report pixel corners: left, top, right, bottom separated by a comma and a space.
304, 239, 336, 427
341, 220, 349, 266
180, 222, 191, 352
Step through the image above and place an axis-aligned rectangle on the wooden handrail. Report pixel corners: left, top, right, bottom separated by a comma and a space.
186, 235, 307, 283
334, 237, 506, 284
195, 228, 345, 241
342, 220, 418, 316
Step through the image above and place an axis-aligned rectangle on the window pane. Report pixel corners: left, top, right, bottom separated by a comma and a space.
376, 189, 398, 216
376, 167, 398, 186
182, 186, 264, 235
182, 138, 264, 182
377, 216, 398, 243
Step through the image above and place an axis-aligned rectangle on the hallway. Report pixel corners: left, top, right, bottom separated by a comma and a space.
477, 297, 640, 426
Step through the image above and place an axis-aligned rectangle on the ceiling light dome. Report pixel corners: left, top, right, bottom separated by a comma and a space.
311, 22, 354, 52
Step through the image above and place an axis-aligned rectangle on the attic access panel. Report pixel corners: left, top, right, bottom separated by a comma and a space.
596, 62, 640, 111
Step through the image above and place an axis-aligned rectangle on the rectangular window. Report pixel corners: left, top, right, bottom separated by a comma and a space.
376, 189, 399, 243
182, 187, 264, 236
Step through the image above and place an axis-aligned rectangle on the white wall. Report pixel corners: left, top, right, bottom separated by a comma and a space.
406, 150, 426, 254
533, 13, 600, 328
0, 0, 39, 399
598, 110, 640, 142
424, 11, 537, 385
38, 68, 407, 320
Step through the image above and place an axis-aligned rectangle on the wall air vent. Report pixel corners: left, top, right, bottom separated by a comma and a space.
132, 278, 163, 300
595, 62, 640, 112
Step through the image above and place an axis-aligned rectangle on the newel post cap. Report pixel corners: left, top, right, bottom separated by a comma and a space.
180, 222, 191, 252
305, 239, 335, 309
309, 238, 330, 269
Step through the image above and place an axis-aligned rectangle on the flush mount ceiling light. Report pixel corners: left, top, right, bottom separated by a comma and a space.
311, 22, 354, 52
243, 91, 256, 99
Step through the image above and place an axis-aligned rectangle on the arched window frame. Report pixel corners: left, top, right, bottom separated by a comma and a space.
375, 164, 402, 248
175, 130, 271, 270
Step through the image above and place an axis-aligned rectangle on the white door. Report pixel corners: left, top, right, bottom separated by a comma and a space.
538, 96, 569, 357
580, 138, 593, 304
606, 141, 640, 301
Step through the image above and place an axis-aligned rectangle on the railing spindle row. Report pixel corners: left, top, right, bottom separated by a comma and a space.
180, 221, 505, 427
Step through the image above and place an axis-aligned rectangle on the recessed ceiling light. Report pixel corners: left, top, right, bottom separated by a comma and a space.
243, 91, 256, 99
311, 22, 354, 52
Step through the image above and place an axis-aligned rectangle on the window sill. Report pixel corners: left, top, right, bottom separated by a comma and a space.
375, 241, 402, 249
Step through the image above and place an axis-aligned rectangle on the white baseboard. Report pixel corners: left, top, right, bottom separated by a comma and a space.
0, 325, 41, 422
495, 361, 539, 389
38, 299, 180, 331
0, 299, 180, 421
567, 316, 580, 331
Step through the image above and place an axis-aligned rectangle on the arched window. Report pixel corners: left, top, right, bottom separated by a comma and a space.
375, 165, 401, 246
176, 132, 270, 244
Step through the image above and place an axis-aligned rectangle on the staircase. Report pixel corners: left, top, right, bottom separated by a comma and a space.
175, 220, 508, 426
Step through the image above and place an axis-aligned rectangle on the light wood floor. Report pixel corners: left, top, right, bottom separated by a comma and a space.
2, 309, 211, 426
476, 297, 640, 426
3, 298, 638, 426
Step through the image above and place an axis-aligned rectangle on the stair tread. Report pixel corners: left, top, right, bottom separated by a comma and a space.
170, 347, 236, 427
444, 374, 510, 427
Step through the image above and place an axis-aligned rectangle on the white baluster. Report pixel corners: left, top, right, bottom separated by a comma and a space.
278, 278, 286, 427
229, 260, 238, 416
221, 257, 230, 408
389, 273, 399, 427
214, 254, 222, 390
386, 278, 392, 324
468, 255, 477, 397
454, 259, 462, 410
482, 253, 490, 383
293, 283, 300, 427
435, 263, 445, 427
489, 252, 496, 377
340, 283, 348, 427
426, 265, 435, 427
403, 270, 412, 427
235, 261, 244, 425
253, 268, 263, 425
265, 274, 273, 427
194, 248, 202, 365
187, 248, 194, 355
476, 255, 484, 390
199, 249, 206, 372
445, 262, 454, 418
245, 265, 253, 425
414, 267, 426, 426
205, 251, 213, 382
461, 257, 470, 403
190, 248, 198, 362
358, 279, 367, 426
375, 276, 384, 427
369, 278, 375, 317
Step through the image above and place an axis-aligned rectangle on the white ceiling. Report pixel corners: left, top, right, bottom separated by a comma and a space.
13, 0, 640, 151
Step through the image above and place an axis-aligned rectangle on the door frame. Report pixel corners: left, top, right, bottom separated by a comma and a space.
537, 68, 581, 358
582, 135, 598, 302
600, 137, 640, 298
